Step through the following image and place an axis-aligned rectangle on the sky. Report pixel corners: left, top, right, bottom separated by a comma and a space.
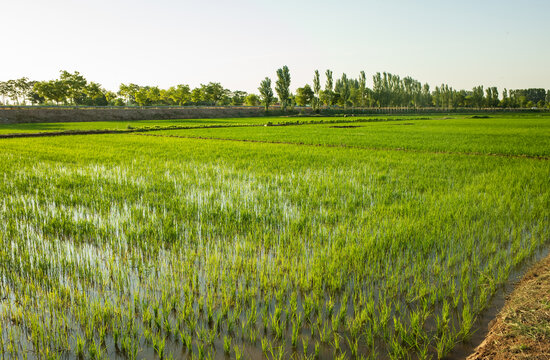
1, 0, 549, 93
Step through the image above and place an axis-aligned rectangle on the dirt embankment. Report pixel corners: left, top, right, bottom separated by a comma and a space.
467, 254, 550, 360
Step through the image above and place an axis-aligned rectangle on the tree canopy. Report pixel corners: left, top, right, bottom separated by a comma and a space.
1, 69, 549, 110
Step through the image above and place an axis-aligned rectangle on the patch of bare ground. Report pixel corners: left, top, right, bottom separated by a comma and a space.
467, 253, 550, 360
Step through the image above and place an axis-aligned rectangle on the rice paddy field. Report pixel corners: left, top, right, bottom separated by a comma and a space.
0, 113, 549, 360
0, 117, 271, 134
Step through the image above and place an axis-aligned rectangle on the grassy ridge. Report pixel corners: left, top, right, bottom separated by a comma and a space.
0, 117, 548, 359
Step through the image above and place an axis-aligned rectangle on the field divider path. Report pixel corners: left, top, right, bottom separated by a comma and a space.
134, 132, 550, 161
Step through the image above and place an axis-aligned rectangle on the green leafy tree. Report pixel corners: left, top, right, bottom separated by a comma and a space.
244, 94, 260, 106
33, 80, 69, 105
159, 88, 174, 105
500, 88, 510, 107
146, 87, 161, 104
275, 66, 291, 111
134, 87, 157, 106
12, 78, 32, 105
471, 86, 484, 108
165, 85, 191, 105
485, 87, 499, 107
59, 70, 87, 105
118, 83, 140, 105
258, 77, 274, 112
335, 73, 350, 108
231, 91, 247, 106
202, 82, 226, 105
420, 83, 431, 107
0, 81, 8, 104
84, 82, 108, 105
295, 84, 314, 106
104, 91, 118, 105
190, 87, 203, 104
454, 90, 467, 108
5, 80, 17, 104
288, 93, 296, 111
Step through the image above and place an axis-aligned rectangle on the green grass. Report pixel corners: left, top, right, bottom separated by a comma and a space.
0, 114, 548, 359
154, 114, 550, 157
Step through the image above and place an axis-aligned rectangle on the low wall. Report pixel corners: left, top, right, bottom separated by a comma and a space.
0, 106, 545, 124
0, 107, 296, 124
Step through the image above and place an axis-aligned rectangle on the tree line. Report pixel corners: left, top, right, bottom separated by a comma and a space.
1, 69, 549, 110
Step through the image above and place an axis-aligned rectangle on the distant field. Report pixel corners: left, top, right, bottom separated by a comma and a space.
0, 113, 548, 359
154, 114, 550, 157
0, 116, 275, 134
0, 114, 460, 134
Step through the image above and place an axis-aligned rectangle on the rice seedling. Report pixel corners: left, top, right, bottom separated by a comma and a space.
269, 344, 285, 360
233, 344, 243, 360
75, 334, 85, 359
223, 335, 231, 355
261, 336, 271, 358
87, 337, 102, 360
302, 337, 309, 357
314, 341, 321, 359
153, 333, 166, 359
0, 114, 547, 359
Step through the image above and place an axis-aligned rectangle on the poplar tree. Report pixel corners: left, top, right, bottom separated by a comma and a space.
323, 69, 334, 107
359, 71, 366, 107
312, 70, 321, 111
258, 77, 274, 112
335, 73, 350, 109
275, 66, 291, 111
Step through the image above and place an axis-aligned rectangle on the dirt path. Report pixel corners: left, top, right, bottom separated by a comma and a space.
467, 254, 550, 360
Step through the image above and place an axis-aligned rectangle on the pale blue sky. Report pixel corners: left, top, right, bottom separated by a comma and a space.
2, 0, 549, 93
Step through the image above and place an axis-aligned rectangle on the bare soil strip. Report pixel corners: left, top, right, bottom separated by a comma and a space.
134, 133, 550, 161
467, 254, 550, 360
